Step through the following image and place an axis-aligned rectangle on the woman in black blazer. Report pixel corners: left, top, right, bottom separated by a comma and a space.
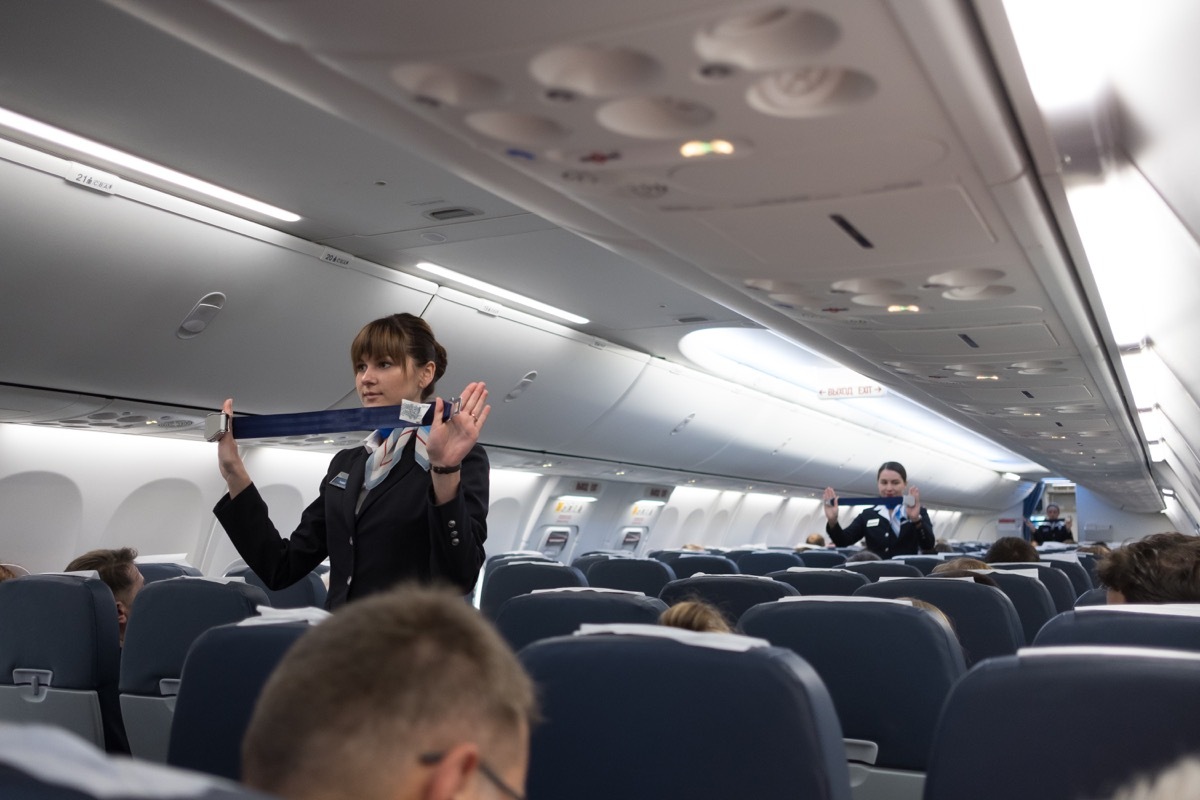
822, 461, 935, 558
213, 313, 490, 608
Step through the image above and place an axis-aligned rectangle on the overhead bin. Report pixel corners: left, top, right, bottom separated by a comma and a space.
422, 289, 649, 452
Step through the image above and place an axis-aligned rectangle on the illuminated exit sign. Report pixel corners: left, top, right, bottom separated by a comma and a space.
818, 384, 887, 400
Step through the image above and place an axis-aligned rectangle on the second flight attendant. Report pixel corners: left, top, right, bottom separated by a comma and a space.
822, 461, 935, 558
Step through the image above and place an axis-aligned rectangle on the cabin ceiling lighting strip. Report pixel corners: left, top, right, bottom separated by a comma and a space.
0, 107, 301, 222
416, 261, 588, 324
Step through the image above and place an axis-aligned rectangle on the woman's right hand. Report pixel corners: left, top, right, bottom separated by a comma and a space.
216, 398, 252, 498
822, 487, 838, 523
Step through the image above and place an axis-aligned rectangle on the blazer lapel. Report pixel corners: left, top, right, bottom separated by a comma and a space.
357, 436, 419, 518
341, 449, 368, 529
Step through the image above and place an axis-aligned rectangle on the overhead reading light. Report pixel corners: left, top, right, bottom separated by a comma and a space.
416, 261, 589, 324
680, 139, 734, 158
887, 304, 919, 313
0, 106, 301, 222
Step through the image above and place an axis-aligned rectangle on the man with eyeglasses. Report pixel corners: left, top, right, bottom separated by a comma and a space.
242, 585, 536, 800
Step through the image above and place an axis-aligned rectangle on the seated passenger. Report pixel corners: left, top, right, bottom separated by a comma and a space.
932, 557, 989, 573
1098, 532, 1200, 604
822, 461, 935, 558
0, 564, 16, 583
899, 597, 957, 636
658, 600, 732, 633
1024, 504, 1074, 545
984, 537, 1039, 564
804, 533, 827, 547
927, 569, 999, 587
65, 547, 144, 645
933, 538, 955, 553
242, 585, 535, 800
845, 550, 882, 563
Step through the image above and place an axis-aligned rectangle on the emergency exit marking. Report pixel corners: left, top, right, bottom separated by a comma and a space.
818, 385, 887, 400
67, 163, 118, 194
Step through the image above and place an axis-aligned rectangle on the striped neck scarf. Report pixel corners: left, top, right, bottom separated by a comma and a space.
362, 401, 432, 490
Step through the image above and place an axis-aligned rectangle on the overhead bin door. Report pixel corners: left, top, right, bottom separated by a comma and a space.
566, 359, 743, 471
421, 290, 649, 452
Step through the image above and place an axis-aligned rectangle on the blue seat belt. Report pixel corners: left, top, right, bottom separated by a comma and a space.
837, 496, 904, 508
205, 398, 460, 441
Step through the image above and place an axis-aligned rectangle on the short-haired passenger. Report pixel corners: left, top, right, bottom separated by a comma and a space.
242, 585, 535, 800
932, 557, 989, 573
822, 462, 935, 558
804, 533, 826, 547
659, 600, 732, 633
845, 550, 882, 563
984, 536, 1039, 564
65, 547, 144, 645
1098, 532, 1200, 604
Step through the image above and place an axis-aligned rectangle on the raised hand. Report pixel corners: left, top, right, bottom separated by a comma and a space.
426, 382, 490, 470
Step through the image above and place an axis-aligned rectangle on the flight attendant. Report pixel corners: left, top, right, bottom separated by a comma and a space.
822, 461, 935, 558
213, 313, 490, 608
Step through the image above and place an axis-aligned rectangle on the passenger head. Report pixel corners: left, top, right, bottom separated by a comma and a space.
876, 461, 907, 497
927, 569, 998, 588
658, 600, 732, 633
984, 537, 1039, 563
0, 564, 16, 583
350, 313, 447, 401
933, 539, 954, 553
1079, 542, 1111, 555
846, 550, 882, 563
680, 543, 706, 552
899, 597, 955, 635
805, 533, 826, 546
242, 585, 536, 800
933, 557, 989, 573
65, 547, 144, 643
1098, 532, 1200, 604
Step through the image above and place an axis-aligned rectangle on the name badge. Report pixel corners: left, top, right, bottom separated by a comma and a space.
866, 518, 880, 527
329, 472, 350, 490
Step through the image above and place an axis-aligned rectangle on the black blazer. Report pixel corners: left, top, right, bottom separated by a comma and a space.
1033, 519, 1072, 545
827, 506, 935, 558
214, 438, 488, 608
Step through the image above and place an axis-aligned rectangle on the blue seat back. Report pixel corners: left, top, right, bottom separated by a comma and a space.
737, 551, 803, 575
854, 578, 1022, 666
479, 562, 586, 619
981, 571, 1057, 645
659, 575, 798, 623
520, 629, 851, 800
168, 620, 311, 780
1076, 552, 1101, 587
494, 590, 667, 651
768, 569, 869, 596
925, 647, 1200, 800
1075, 586, 1107, 606
118, 578, 269, 761
842, 561, 923, 582
0, 575, 124, 753
569, 554, 613, 577
740, 597, 966, 770
1033, 606, 1200, 654
988, 563, 1077, 612
587, 558, 676, 597
226, 567, 326, 610
669, 554, 739, 578
799, 550, 849, 568
136, 563, 203, 583
1043, 558, 1093, 595
891, 556, 943, 575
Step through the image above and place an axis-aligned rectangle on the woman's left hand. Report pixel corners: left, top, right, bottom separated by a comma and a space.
906, 486, 922, 521
426, 381, 490, 469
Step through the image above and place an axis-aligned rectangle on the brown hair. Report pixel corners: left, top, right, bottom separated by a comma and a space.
659, 600, 732, 633
932, 558, 989, 573
877, 461, 907, 482
984, 537, 1039, 564
350, 313, 447, 401
1097, 533, 1200, 603
242, 585, 536, 800
66, 548, 139, 604
0, 564, 15, 582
